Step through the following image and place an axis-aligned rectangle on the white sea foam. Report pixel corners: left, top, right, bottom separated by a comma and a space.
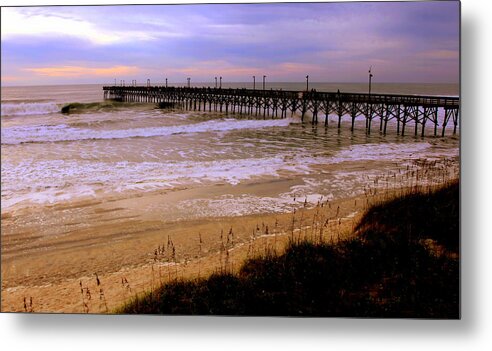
174, 194, 294, 219
2, 153, 311, 191
1, 102, 60, 117
1, 185, 96, 209
1, 139, 458, 210
0, 153, 311, 209
1, 117, 296, 144
332, 142, 431, 162
331, 141, 458, 163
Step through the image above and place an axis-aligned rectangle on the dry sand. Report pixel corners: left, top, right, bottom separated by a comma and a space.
1, 181, 390, 314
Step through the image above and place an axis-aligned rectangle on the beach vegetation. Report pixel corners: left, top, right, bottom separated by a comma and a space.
117, 179, 459, 318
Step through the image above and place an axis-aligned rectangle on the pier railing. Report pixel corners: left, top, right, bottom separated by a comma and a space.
103, 86, 460, 137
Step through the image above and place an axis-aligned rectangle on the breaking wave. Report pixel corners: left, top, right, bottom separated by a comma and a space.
1, 102, 60, 117
1, 118, 297, 145
60, 101, 133, 114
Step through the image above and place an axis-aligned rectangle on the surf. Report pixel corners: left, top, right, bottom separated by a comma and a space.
1, 102, 60, 117
1, 117, 298, 145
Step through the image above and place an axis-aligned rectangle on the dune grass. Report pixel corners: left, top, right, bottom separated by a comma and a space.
118, 180, 459, 318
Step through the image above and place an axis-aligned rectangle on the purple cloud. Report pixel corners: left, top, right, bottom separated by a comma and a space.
1, 2, 459, 85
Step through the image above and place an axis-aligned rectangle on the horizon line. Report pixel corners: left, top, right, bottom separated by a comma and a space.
2, 81, 460, 88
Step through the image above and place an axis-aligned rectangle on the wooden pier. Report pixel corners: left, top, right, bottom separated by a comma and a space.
103, 85, 460, 137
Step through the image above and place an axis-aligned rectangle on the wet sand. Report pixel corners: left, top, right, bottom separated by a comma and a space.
1, 179, 383, 313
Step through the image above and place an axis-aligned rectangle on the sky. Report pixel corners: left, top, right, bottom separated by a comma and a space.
1, 1, 460, 86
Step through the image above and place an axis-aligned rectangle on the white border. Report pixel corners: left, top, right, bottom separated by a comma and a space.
1, 1, 491, 350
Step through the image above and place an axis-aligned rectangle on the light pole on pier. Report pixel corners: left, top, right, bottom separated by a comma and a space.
306, 75, 309, 91
263, 75, 266, 90
368, 66, 373, 95
219, 76, 222, 89
215, 77, 217, 88
253, 76, 256, 90
165, 78, 168, 88
187, 77, 191, 88
123, 80, 125, 87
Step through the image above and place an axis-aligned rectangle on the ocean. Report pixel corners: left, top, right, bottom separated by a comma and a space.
1, 83, 459, 221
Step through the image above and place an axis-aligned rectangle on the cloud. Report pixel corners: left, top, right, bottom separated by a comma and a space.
161, 60, 325, 81
23, 65, 141, 78
165, 60, 261, 78
415, 50, 459, 60
1, 8, 155, 45
1, 75, 20, 82
1, 3, 459, 85
272, 62, 323, 76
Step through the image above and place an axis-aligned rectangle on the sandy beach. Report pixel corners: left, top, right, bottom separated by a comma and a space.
2, 175, 384, 313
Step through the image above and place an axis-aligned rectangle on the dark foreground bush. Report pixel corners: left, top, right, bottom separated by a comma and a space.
356, 180, 459, 253
119, 181, 459, 318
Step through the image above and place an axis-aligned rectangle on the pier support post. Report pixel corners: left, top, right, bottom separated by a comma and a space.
380, 105, 386, 132
383, 105, 390, 135
433, 108, 438, 136
366, 104, 373, 134
442, 108, 450, 137
337, 105, 342, 129
421, 107, 427, 137
396, 105, 401, 135
401, 105, 408, 136
350, 103, 356, 132
414, 106, 420, 137
312, 103, 318, 125
453, 109, 459, 134
301, 101, 307, 123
